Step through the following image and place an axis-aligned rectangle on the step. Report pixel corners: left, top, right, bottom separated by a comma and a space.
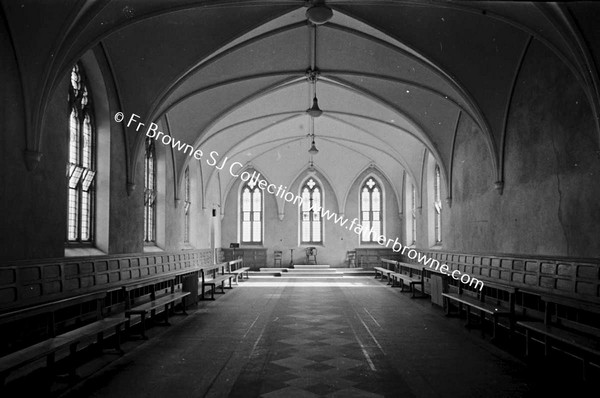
279, 272, 344, 278
259, 268, 288, 272
287, 268, 339, 273
293, 264, 331, 269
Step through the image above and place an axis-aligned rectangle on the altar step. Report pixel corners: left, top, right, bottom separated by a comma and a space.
255, 266, 373, 278
283, 270, 344, 277
292, 264, 331, 269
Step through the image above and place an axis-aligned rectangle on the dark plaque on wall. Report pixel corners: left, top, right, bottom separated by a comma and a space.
230, 243, 239, 248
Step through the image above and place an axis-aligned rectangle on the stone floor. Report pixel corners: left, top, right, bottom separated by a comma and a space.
45, 277, 590, 397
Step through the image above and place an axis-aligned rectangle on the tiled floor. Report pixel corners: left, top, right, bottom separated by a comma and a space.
54, 277, 581, 397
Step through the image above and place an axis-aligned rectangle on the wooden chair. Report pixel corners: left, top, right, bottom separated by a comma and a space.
305, 247, 317, 264
274, 250, 283, 267
346, 250, 356, 268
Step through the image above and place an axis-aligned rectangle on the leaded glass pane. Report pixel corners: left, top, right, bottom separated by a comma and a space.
253, 190, 261, 211
81, 191, 91, 240
313, 188, 321, 210
242, 222, 251, 240
302, 188, 310, 210
242, 189, 251, 211
67, 188, 79, 241
372, 188, 380, 211
361, 221, 370, 241
302, 222, 310, 242
313, 222, 321, 242
361, 188, 370, 211
372, 221, 381, 237
252, 222, 261, 242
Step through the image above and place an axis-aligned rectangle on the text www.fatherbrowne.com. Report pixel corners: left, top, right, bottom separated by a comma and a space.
118, 112, 484, 291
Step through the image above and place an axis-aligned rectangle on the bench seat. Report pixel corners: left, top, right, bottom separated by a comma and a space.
391, 272, 425, 298
125, 292, 190, 339
55, 317, 126, 347
517, 321, 600, 357
443, 292, 512, 339
0, 316, 127, 384
200, 267, 234, 300
228, 267, 250, 283
373, 267, 392, 282
442, 293, 511, 315
0, 338, 71, 382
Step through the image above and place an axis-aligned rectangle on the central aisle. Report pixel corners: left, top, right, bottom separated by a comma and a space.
63, 278, 539, 398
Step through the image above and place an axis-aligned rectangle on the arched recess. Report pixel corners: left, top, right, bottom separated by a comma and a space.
64, 48, 112, 255
220, 163, 279, 222
281, 166, 339, 222
342, 164, 402, 221
296, 172, 327, 246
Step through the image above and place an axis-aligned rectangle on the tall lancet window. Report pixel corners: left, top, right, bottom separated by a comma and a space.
144, 137, 157, 243
411, 184, 417, 245
434, 165, 442, 244
301, 178, 322, 244
67, 63, 96, 243
183, 166, 190, 243
360, 177, 383, 242
241, 178, 262, 244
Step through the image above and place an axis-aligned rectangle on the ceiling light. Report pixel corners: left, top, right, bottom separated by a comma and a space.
306, 96, 323, 117
308, 139, 319, 155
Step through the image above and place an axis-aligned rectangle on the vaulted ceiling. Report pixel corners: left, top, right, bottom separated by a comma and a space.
4, 0, 600, 205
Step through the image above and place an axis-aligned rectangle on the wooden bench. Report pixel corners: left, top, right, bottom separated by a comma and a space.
200, 263, 234, 300
390, 262, 426, 298
517, 294, 600, 380
374, 258, 396, 283
0, 291, 126, 385
442, 279, 516, 340
120, 274, 190, 339
226, 259, 250, 284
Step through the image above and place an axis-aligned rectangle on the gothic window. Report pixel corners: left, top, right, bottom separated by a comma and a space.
144, 137, 157, 243
301, 178, 322, 244
67, 63, 96, 243
184, 167, 190, 243
241, 178, 262, 243
411, 184, 417, 245
434, 165, 442, 244
360, 177, 383, 243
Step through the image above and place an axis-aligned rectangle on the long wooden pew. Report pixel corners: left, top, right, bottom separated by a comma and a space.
0, 291, 126, 385
517, 293, 600, 380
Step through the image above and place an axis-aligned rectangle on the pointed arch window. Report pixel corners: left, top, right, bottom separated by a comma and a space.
184, 166, 190, 243
301, 178, 322, 244
360, 177, 383, 243
144, 137, 157, 243
434, 165, 442, 244
241, 178, 262, 244
67, 63, 96, 243
411, 184, 417, 245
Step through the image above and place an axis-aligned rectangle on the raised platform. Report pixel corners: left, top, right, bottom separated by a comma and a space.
256, 265, 373, 278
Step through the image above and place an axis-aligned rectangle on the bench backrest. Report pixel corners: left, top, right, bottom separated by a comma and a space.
396, 262, 425, 278
0, 291, 107, 325
0, 291, 107, 341
199, 263, 228, 281
381, 259, 396, 269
